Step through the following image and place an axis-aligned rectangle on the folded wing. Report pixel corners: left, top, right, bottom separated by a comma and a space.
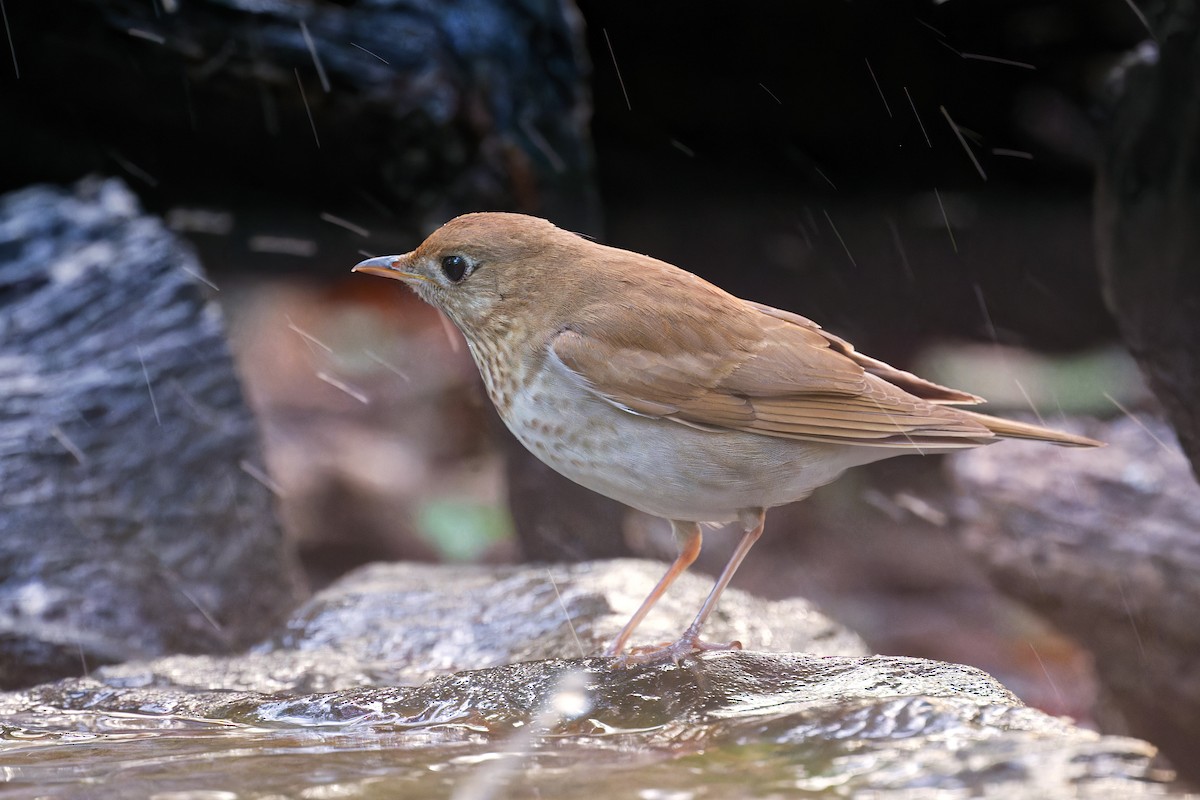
551, 299, 998, 449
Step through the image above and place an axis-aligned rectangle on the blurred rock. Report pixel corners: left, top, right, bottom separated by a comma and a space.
0, 560, 1173, 798
1096, 5, 1200, 480
0, 0, 599, 241
952, 414, 1200, 781
0, 178, 305, 688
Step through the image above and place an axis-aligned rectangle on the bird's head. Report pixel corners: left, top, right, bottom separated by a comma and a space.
352, 212, 580, 333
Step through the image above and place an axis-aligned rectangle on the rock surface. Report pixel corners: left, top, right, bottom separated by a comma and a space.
0, 561, 1180, 798
0, 179, 305, 688
952, 414, 1200, 782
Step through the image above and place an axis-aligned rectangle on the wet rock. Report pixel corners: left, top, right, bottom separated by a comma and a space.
0, 179, 305, 688
96, 560, 870, 690
952, 415, 1200, 782
0, 660, 1170, 798
0, 561, 1177, 797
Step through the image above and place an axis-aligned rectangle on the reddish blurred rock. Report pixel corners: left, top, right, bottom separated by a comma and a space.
224, 277, 519, 587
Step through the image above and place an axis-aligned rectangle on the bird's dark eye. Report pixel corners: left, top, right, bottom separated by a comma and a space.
441, 255, 469, 283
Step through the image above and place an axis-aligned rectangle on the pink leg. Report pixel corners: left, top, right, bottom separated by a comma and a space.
620, 508, 767, 665
604, 520, 702, 657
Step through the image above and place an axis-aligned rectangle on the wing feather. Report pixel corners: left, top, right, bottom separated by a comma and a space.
549, 296, 994, 449
745, 300, 984, 404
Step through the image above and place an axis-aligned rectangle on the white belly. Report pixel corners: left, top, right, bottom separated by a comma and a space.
498, 359, 896, 522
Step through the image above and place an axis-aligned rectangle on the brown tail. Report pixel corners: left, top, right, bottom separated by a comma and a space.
957, 409, 1103, 447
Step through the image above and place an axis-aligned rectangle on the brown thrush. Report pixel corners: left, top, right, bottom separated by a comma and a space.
353, 212, 1100, 663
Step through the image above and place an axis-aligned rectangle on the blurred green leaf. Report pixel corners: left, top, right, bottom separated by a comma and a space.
416, 499, 513, 561
915, 344, 1145, 415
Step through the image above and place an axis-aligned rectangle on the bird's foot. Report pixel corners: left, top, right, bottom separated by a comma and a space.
611, 631, 742, 667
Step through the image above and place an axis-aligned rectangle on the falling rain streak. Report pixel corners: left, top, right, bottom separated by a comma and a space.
180, 265, 219, 292
172, 577, 225, 635
992, 148, 1033, 160
914, 18, 945, 38
602, 29, 631, 111
865, 394, 925, 455
300, 21, 330, 92
364, 349, 412, 382
885, 216, 913, 282
316, 371, 370, 404
239, 459, 285, 496
961, 52, 1036, 70
0, 0, 14, 78
1117, 577, 1148, 664
1025, 642, 1066, 711
169, 379, 220, 426
1102, 391, 1176, 456
520, 117, 567, 173
1012, 379, 1049, 427
49, 425, 86, 464
813, 166, 837, 191
904, 87, 930, 147
109, 151, 159, 187
670, 139, 695, 157
126, 28, 166, 45
822, 210, 856, 267
972, 282, 996, 341
864, 58, 891, 117
759, 82, 782, 104
137, 346, 161, 426
940, 106, 987, 181
286, 316, 334, 353
548, 570, 585, 659
350, 42, 388, 64
935, 188, 958, 254
1122, 0, 1156, 39
295, 68, 320, 148
320, 212, 370, 237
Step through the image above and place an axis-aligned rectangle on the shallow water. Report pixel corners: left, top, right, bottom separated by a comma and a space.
0, 655, 1175, 799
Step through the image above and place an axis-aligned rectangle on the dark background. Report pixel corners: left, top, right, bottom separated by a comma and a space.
0, 0, 1141, 360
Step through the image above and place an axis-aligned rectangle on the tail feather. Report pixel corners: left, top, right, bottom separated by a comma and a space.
957, 409, 1103, 447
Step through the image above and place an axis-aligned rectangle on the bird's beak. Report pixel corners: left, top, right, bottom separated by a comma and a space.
351, 253, 430, 282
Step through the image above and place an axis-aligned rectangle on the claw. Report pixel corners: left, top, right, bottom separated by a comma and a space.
611, 631, 743, 667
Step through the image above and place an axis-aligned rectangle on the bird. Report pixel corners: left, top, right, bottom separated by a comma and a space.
352, 212, 1101, 664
